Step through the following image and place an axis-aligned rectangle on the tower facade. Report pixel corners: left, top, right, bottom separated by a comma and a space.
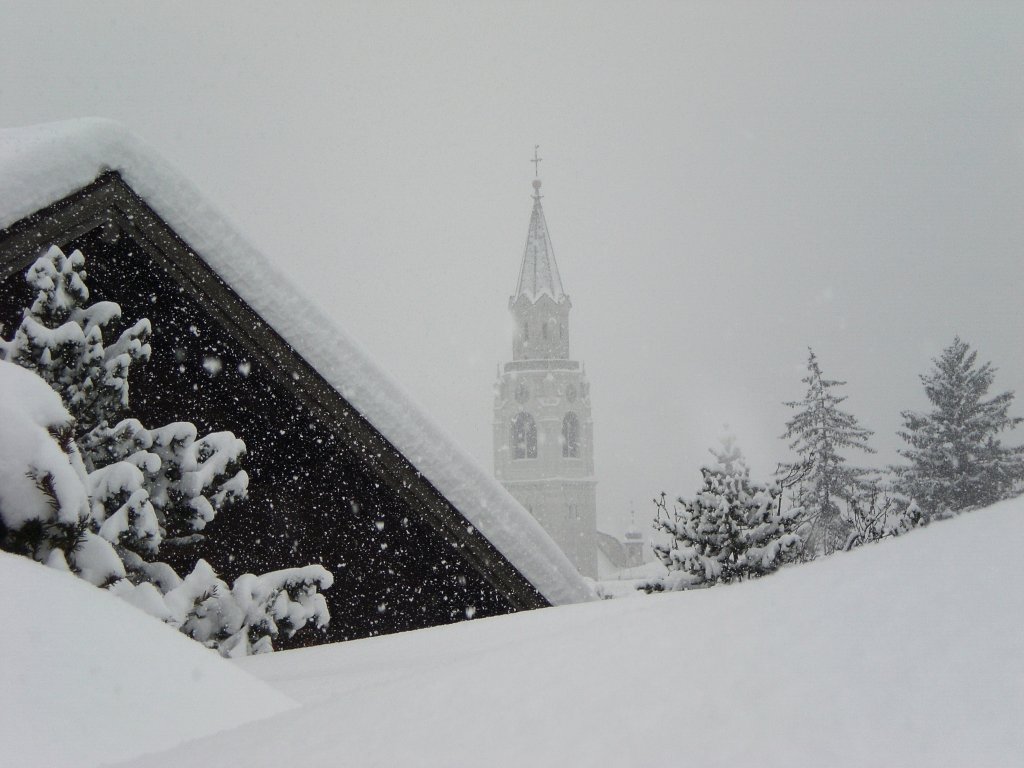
494, 177, 598, 578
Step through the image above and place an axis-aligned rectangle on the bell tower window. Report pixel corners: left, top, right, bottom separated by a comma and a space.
512, 412, 537, 459
562, 412, 580, 458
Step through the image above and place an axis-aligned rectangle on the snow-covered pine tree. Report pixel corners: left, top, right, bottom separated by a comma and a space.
644, 437, 801, 591
0, 247, 151, 437
779, 349, 875, 557
1, 246, 248, 561
893, 337, 1024, 519
0, 245, 332, 655
0, 359, 127, 587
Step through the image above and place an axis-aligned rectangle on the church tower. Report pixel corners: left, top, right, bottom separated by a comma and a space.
493, 169, 598, 578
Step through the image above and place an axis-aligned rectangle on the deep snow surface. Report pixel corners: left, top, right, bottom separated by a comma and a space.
0, 552, 296, 768
110, 497, 1024, 768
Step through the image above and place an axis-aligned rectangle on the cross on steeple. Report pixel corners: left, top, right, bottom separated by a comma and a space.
531, 145, 542, 177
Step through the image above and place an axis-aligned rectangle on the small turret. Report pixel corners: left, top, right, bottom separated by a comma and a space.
623, 508, 644, 568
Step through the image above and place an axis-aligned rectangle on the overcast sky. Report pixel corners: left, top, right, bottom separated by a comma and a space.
3, 1, 1023, 536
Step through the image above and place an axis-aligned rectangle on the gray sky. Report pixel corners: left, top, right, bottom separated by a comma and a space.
3, 1, 1023, 536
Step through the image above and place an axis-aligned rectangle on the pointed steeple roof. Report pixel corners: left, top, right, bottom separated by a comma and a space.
514, 179, 565, 302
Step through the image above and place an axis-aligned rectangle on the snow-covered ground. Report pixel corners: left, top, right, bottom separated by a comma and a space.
66, 496, 1018, 767
0, 552, 295, 768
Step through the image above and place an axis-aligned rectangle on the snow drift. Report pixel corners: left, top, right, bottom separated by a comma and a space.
0, 552, 296, 768
111, 496, 1024, 768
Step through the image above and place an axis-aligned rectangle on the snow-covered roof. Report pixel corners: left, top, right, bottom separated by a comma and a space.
513, 180, 566, 303
0, 119, 594, 606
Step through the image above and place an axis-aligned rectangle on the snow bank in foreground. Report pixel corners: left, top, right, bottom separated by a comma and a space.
0, 552, 296, 768
117, 498, 1023, 767
0, 119, 592, 606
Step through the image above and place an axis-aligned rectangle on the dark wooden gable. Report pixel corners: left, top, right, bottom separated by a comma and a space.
0, 172, 546, 646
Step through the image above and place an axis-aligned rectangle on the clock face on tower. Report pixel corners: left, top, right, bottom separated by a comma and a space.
565, 383, 577, 403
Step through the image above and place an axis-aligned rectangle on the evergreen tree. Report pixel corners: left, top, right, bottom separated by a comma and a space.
645, 437, 801, 591
1, 247, 246, 561
780, 349, 875, 557
893, 338, 1024, 519
0, 245, 332, 655
1, 247, 151, 436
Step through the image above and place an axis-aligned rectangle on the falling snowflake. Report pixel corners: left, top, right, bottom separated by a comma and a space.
202, 355, 223, 376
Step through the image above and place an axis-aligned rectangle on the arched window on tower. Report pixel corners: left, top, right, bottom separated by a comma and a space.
562, 412, 580, 458
511, 412, 537, 460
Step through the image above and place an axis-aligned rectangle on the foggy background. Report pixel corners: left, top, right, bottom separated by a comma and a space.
2, 1, 1023, 538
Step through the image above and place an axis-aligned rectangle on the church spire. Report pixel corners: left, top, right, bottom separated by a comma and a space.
513, 152, 566, 303
495, 151, 597, 577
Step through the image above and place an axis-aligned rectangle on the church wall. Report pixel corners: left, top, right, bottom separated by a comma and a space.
501, 479, 597, 578
493, 368, 594, 482
493, 347, 598, 577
